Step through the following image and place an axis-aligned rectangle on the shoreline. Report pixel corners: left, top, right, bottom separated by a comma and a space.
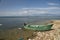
0, 20, 60, 40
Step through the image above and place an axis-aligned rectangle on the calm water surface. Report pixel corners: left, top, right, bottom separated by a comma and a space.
0, 16, 60, 29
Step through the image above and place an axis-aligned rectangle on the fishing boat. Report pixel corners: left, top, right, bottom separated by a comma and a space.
24, 24, 53, 31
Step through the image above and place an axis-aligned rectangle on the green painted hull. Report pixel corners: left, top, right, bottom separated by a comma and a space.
24, 24, 53, 31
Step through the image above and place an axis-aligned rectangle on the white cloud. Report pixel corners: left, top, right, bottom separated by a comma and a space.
18, 7, 60, 16
20, 9, 48, 13
48, 7, 60, 9
48, 3, 59, 5
28, 10, 48, 14
0, 7, 60, 16
22, 7, 60, 10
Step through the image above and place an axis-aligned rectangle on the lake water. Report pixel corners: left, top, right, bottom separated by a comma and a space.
0, 16, 60, 29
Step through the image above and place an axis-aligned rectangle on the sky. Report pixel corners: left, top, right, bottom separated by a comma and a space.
0, 0, 60, 16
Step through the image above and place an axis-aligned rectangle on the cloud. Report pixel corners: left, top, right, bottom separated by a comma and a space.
19, 7, 60, 16
20, 9, 48, 13
0, 6, 60, 16
48, 7, 60, 9
28, 10, 48, 14
22, 7, 60, 10
48, 3, 59, 5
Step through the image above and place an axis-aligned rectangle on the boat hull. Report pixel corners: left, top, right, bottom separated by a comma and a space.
24, 24, 53, 31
